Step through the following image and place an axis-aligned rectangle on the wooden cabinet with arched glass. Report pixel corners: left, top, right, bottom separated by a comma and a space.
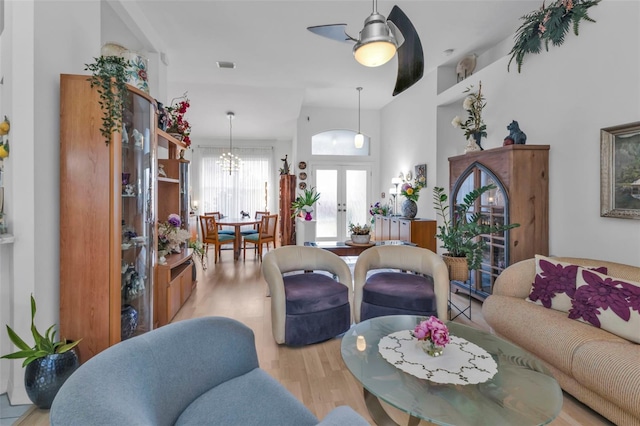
449, 145, 550, 299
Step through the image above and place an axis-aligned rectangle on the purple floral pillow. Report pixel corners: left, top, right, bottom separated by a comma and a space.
526, 255, 607, 312
568, 267, 640, 343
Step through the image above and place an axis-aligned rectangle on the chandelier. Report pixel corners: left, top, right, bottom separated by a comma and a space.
219, 111, 242, 174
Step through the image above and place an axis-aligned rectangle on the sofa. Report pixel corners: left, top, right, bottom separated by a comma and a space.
482, 256, 640, 426
50, 316, 370, 426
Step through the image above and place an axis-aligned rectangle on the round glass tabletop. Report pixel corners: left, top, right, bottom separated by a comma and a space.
341, 315, 562, 426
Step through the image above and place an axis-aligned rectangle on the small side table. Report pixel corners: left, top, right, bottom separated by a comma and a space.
449, 278, 472, 320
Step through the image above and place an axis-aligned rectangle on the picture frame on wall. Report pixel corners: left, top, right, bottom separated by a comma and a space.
415, 163, 427, 187
600, 121, 640, 219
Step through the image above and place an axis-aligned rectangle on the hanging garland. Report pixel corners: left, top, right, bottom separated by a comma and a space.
508, 0, 601, 73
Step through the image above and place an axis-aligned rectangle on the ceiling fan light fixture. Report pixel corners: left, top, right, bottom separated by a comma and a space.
353, 13, 397, 67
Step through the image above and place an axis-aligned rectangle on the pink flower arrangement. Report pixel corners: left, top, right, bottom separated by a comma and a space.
411, 316, 450, 348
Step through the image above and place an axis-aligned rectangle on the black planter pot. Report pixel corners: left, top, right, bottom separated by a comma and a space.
121, 304, 139, 341
24, 350, 79, 409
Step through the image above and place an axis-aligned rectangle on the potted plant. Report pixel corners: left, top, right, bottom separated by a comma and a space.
1, 295, 81, 409
84, 55, 129, 145
348, 222, 372, 244
432, 184, 520, 281
291, 187, 320, 219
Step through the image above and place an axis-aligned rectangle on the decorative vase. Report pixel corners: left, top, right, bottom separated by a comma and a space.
419, 340, 444, 357
123, 51, 149, 94
442, 254, 469, 281
464, 137, 481, 154
401, 199, 418, 219
473, 132, 484, 150
24, 350, 79, 409
121, 304, 139, 341
304, 211, 313, 221
351, 234, 371, 244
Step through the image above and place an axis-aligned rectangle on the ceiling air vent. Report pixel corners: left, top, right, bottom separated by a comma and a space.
217, 61, 236, 69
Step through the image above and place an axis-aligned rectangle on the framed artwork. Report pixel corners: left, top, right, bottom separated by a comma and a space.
600, 121, 640, 219
415, 163, 427, 186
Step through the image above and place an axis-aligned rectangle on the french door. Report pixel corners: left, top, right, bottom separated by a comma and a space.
312, 165, 370, 241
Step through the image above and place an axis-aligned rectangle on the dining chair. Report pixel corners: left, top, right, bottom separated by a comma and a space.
200, 215, 235, 263
242, 214, 278, 261
240, 211, 270, 236
204, 211, 234, 235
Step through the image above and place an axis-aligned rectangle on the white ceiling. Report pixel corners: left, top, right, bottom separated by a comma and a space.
124, 0, 540, 141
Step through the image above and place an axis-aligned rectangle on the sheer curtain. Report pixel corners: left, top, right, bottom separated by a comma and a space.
200, 146, 273, 218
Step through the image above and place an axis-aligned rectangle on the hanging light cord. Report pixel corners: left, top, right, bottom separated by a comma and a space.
357, 87, 362, 133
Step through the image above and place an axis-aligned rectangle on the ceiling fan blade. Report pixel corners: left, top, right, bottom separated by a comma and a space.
307, 24, 355, 43
387, 5, 424, 96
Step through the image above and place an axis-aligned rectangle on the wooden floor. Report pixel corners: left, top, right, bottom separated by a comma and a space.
17, 249, 613, 425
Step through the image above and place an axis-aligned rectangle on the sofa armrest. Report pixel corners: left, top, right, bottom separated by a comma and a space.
492, 258, 536, 299
317, 406, 370, 425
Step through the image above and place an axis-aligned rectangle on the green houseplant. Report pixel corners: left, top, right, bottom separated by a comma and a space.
291, 186, 321, 218
433, 184, 520, 278
84, 55, 129, 145
1, 295, 81, 408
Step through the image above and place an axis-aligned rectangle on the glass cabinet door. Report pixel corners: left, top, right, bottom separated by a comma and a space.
452, 165, 509, 299
120, 90, 155, 340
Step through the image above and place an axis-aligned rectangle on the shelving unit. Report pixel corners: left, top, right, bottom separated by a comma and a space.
155, 249, 194, 327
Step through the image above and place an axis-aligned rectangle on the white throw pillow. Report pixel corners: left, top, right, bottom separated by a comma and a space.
568, 267, 640, 343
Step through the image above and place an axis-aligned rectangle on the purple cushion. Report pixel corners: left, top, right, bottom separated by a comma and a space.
284, 273, 348, 315
362, 272, 435, 312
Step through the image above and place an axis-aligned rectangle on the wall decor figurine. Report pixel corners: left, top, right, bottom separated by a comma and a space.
132, 128, 143, 148
504, 120, 527, 146
456, 54, 477, 82
280, 155, 290, 175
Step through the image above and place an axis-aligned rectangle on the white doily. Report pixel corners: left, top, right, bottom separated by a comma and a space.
378, 330, 498, 385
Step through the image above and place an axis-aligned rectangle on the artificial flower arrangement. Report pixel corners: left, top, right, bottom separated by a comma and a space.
451, 82, 487, 147
369, 201, 390, 224
158, 213, 191, 254
400, 177, 425, 202
166, 92, 192, 147
411, 316, 450, 357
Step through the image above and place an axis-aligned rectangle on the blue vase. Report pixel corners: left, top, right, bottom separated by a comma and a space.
121, 304, 139, 341
24, 350, 79, 409
401, 199, 417, 219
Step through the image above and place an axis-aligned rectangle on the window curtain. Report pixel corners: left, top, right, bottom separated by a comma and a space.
200, 146, 273, 218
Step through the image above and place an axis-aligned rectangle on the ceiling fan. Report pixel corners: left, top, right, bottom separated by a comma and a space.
307, 1, 424, 96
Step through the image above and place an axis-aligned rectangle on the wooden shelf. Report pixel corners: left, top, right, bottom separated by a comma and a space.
158, 177, 179, 184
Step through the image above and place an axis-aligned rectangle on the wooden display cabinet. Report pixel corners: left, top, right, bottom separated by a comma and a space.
155, 249, 194, 327
449, 144, 549, 299
59, 74, 156, 362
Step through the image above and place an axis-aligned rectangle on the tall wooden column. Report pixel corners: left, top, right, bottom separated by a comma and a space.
279, 175, 296, 246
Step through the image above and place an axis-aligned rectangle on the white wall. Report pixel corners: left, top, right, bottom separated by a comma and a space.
381, 0, 640, 265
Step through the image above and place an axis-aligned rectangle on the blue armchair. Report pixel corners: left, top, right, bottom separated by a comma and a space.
50, 317, 369, 425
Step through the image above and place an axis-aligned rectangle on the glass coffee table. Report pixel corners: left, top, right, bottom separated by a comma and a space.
341, 315, 562, 426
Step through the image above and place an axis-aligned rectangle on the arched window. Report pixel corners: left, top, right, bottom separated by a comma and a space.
311, 129, 370, 155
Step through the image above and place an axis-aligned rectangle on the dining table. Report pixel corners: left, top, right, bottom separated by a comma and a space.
216, 216, 262, 260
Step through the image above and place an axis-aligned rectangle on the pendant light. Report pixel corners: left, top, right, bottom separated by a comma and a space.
354, 87, 364, 149
219, 112, 242, 174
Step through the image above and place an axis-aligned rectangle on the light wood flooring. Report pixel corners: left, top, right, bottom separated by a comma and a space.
17, 249, 613, 425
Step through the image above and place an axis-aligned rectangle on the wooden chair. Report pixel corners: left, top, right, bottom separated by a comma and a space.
242, 214, 278, 260
240, 211, 270, 236
200, 215, 235, 263
204, 211, 234, 235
